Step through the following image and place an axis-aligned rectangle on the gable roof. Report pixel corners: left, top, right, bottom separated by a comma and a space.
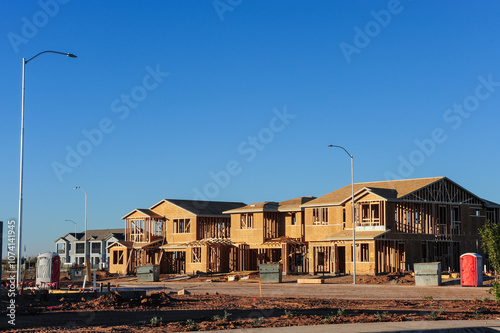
122, 208, 165, 220
224, 196, 317, 214
151, 199, 247, 217
77, 229, 124, 242
337, 187, 399, 205
106, 240, 133, 249
55, 229, 124, 243
278, 196, 316, 212
54, 232, 84, 243
303, 177, 445, 207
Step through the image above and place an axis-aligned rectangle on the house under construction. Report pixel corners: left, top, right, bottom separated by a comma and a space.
108, 199, 245, 275
108, 177, 500, 276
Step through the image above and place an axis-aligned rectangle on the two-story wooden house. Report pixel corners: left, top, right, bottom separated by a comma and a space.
224, 196, 315, 275
108, 199, 245, 275
302, 177, 500, 275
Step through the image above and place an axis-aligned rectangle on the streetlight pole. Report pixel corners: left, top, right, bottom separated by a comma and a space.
74, 187, 89, 277
65, 219, 77, 239
17, 50, 77, 287
328, 145, 356, 284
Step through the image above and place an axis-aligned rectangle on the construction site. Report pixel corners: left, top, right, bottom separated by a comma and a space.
2, 268, 500, 332
6, 176, 496, 331
104, 177, 499, 277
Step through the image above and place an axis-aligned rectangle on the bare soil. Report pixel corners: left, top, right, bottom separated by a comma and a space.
2, 272, 498, 332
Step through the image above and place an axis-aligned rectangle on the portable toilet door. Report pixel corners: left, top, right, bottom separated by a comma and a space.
51, 254, 61, 288
36, 251, 52, 286
460, 253, 483, 287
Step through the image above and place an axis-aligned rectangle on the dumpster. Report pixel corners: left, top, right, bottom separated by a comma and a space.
137, 265, 159, 282
36, 251, 60, 288
259, 263, 282, 283
414, 262, 441, 286
460, 253, 483, 287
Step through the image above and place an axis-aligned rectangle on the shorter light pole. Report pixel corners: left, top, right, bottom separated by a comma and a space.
74, 187, 88, 277
65, 220, 77, 239
328, 144, 356, 284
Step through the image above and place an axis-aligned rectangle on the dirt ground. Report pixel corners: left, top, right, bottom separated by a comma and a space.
1, 271, 499, 332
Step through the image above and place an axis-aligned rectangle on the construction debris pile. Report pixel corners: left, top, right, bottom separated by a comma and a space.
59, 291, 173, 310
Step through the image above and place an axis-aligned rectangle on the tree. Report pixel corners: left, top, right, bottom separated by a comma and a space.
479, 219, 500, 276
479, 219, 500, 301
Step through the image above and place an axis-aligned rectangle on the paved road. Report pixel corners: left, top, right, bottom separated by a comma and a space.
116, 280, 492, 300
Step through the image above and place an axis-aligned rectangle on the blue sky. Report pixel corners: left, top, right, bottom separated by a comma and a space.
1, 1, 500, 257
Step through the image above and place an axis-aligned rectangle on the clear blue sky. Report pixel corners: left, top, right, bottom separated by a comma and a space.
1, 1, 500, 257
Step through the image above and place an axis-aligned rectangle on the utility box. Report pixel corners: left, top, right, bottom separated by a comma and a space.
414, 262, 441, 286
69, 266, 86, 280
137, 265, 159, 282
259, 263, 282, 283
36, 252, 61, 288
460, 253, 483, 287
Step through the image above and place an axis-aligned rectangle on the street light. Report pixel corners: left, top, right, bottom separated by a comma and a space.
328, 145, 356, 284
17, 50, 77, 287
65, 219, 77, 239
74, 187, 88, 275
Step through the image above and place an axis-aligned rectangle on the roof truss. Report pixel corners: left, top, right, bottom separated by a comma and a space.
401, 178, 483, 205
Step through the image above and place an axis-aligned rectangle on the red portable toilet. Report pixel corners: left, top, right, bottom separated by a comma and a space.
460, 253, 483, 287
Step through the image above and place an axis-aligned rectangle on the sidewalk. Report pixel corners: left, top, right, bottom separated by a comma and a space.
203, 320, 500, 333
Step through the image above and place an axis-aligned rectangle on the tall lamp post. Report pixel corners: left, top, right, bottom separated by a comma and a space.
17, 50, 77, 287
328, 145, 356, 284
74, 187, 89, 277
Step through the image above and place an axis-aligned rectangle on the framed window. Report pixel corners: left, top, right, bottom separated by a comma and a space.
313, 208, 328, 225
470, 207, 482, 217
192, 247, 202, 263
361, 204, 370, 221
113, 250, 124, 265
317, 251, 325, 265
240, 213, 254, 229
360, 244, 369, 262
173, 219, 191, 233
91, 243, 100, 254
372, 204, 380, 220
291, 213, 296, 225
76, 243, 84, 254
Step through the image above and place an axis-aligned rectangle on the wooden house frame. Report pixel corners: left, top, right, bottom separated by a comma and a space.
302, 177, 500, 275
224, 197, 315, 275
110, 177, 499, 277
109, 199, 245, 275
